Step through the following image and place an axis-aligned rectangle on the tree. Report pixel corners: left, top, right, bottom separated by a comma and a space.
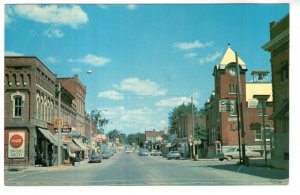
107, 129, 120, 141
168, 103, 198, 134
88, 109, 109, 133
127, 133, 145, 146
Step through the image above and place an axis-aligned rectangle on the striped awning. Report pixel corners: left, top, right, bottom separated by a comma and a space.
73, 138, 88, 150
38, 128, 58, 146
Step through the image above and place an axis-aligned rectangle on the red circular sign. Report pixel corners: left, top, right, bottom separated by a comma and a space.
10, 134, 24, 148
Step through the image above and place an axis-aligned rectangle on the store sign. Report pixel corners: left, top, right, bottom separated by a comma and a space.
219, 99, 236, 113
8, 132, 25, 158
248, 99, 259, 108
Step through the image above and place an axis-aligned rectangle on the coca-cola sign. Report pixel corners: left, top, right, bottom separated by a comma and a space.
10, 134, 24, 148
8, 132, 25, 158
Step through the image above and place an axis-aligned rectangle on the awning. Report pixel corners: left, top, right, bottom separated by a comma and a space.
38, 128, 58, 146
269, 101, 289, 120
73, 138, 88, 150
68, 142, 82, 151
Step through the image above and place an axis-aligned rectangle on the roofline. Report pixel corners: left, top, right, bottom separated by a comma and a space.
5, 56, 56, 78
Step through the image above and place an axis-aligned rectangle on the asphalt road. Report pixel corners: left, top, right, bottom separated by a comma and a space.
4, 151, 288, 186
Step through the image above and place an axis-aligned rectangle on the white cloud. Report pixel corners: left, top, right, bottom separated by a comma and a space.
184, 52, 198, 58
98, 5, 110, 9
71, 68, 82, 74
72, 54, 111, 67
174, 40, 213, 50
43, 28, 64, 38
46, 56, 59, 64
119, 77, 167, 96
13, 5, 88, 29
5, 6, 14, 25
127, 5, 137, 10
98, 90, 124, 100
155, 96, 198, 108
5, 51, 24, 56
198, 51, 222, 65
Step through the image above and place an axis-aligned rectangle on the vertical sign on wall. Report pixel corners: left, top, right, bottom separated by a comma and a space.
8, 132, 25, 158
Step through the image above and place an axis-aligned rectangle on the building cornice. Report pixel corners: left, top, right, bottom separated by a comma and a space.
262, 28, 289, 52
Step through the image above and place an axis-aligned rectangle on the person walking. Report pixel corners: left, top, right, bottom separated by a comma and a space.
69, 151, 76, 166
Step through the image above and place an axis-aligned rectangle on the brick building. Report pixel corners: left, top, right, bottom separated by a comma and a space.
204, 45, 273, 158
262, 14, 289, 169
176, 114, 206, 158
4, 56, 94, 169
4, 56, 59, 168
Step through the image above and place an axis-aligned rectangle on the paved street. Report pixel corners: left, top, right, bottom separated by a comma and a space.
4, 151, 288, 186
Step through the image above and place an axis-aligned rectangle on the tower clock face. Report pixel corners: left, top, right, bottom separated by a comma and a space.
227, 65, 237, 76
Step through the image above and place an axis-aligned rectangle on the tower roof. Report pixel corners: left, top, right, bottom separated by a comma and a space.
215, 44, 247, 71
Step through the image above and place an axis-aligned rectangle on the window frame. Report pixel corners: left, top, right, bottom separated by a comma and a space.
10, 91, 25, 118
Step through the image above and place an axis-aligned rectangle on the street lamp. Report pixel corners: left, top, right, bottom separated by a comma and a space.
253, 94, 270, 168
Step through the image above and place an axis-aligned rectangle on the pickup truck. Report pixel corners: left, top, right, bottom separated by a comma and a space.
217, 147, 261, 161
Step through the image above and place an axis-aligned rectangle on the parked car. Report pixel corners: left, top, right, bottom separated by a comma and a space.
151, 150, 162, 156
88, 153, 102, 163
217, 147, 261, 161
101, 151, 112, 159
167, 151, 180, 160
74, 156, 82, 162
138, 149, 149, 156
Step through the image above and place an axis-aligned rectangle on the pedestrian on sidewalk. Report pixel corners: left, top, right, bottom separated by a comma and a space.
69, 151, 76, 166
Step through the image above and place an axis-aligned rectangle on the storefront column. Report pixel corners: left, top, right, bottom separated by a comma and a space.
28, 125, 36, 166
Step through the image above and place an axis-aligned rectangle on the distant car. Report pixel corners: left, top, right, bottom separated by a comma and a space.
138, 149, 149, 156
125, 149, 133, 153
167, 151, 180, 160
217, 147, 261, 161
88, 153, 102, 163
151, 150, 162, 156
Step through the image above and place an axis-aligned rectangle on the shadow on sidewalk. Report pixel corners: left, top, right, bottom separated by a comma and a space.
208, 164, 289, 180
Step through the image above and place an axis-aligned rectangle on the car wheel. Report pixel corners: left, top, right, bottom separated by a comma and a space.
226, 156, 233, 161
219, 158, 224, 161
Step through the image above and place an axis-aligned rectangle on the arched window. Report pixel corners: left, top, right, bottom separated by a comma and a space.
36, 94, 40, 119
10, 92, 25, 117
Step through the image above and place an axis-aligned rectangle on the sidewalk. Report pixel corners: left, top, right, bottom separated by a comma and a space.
5, 159, 90, 173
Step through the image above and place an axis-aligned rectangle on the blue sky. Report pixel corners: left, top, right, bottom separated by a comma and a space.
4, 3, 289, 135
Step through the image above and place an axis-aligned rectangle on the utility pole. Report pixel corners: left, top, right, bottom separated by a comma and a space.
235, 52, 246, 165
236, 85, 242, 165
57, 83, 61, 166
253, 95, 270, 168
191, 97, 195, 160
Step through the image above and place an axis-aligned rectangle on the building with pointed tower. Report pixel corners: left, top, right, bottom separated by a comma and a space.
204, 44, 273, 159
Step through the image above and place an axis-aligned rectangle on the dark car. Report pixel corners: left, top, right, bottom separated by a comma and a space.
88, 153, 102, 163
74, 156, 82, 162
101, 151, 112, 159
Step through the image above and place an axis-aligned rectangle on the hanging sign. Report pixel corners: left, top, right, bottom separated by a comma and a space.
8, 132, 25, 158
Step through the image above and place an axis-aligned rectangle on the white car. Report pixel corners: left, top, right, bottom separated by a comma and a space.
217, 147, 261, 161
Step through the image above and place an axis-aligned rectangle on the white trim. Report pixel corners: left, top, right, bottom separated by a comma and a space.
36, 83, 54, 97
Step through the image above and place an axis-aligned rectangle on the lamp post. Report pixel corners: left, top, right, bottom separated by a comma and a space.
57, 83, 62, 166
253, 94, 270, 168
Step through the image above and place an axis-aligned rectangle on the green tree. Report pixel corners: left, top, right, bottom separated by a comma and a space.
88, 109, 109, 133
168, 103, 198, 134
127, 133, 145, 146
